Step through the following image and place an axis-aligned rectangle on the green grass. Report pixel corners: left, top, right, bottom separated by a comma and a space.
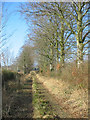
32, 75, 54, 118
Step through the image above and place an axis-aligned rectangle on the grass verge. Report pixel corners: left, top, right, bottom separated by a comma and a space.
32, 72, 55, 119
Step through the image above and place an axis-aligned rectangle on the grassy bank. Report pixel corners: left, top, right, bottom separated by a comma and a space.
44, 62, 88, 90
36, 62, 88, 118
2, 69, 23, 117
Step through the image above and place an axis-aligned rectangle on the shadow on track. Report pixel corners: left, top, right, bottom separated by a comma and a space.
2, 77, 33, 119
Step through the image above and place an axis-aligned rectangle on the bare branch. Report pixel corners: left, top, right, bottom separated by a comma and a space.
64, 32, 72, 44
82, 31, 90, 42
83, 40, 90, 46
82, 7, 89, 18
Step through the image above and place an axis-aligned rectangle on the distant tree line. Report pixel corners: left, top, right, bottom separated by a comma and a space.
16, 44, 34, 74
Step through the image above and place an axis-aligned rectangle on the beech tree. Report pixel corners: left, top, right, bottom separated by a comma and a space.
54, 2, 89, 67
33, 17, 56, 71
20, 2, 89, 69
20, 2, 74, 69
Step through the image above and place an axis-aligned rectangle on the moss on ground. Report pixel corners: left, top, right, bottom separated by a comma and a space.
32, 74, 54, 119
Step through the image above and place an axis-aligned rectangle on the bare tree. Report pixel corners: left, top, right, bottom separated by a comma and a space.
1, 47, 14, 70
20, 2, 75, 70
54, 2, 89, 67
20, 2, 89, 69
17, 44, 34, 74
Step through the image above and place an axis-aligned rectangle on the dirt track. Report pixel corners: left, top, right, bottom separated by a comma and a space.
3, 72, 88, 119
3, 73, 68, 119
33, 75, 70, 118
35, 73, 88, 118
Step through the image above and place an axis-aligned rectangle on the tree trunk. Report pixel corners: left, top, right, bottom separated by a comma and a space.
60, 44, 65, 67
50, 44, 54, 71
56, 39, 59, 63
77, 41, 84, 68
76, 2, 83, 68
60, 22, 65, 67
